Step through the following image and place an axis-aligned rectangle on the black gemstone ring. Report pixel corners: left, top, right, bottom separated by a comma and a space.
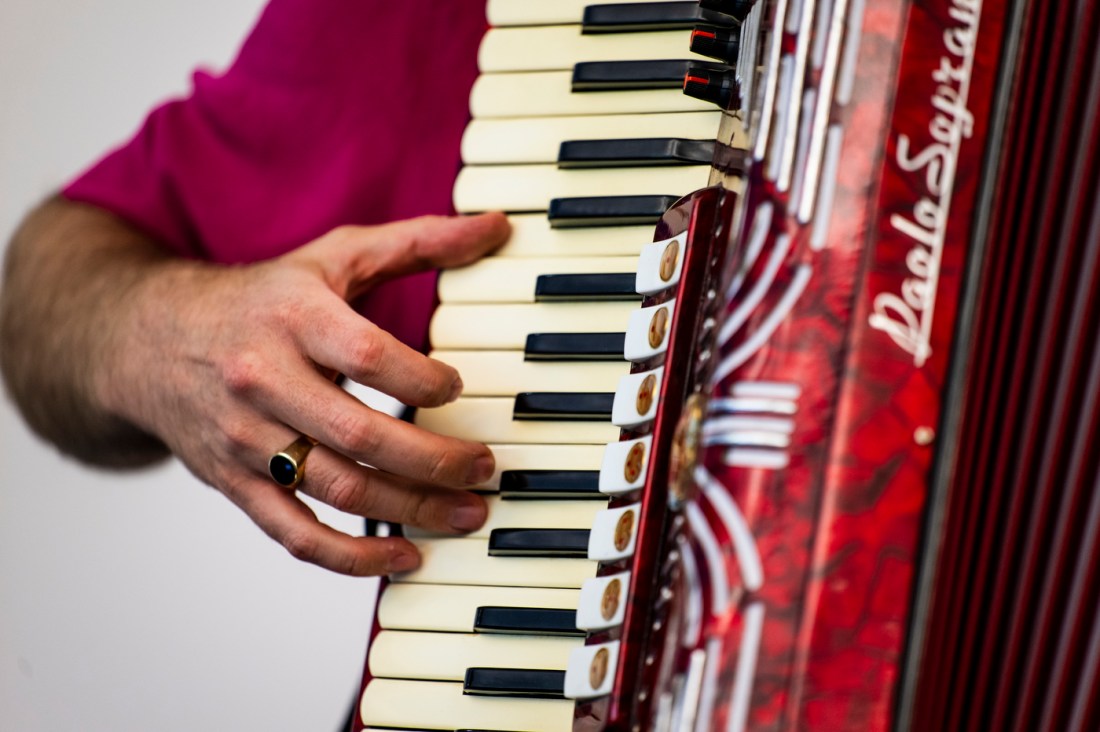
268, 435, 318, 489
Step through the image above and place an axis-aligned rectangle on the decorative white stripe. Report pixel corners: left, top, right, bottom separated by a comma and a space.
703, 416, 795, 435
675, 649, 708, 732
694, 638, 724, 732
717, 233, 794, 348
753, 0, 790, 160
742, 3, 764, 122
705, 431, 791, 449
766, 57, 794, 182
811, 124, 845, 251
786, 0, 805, 33
725, 202, 774, 300
779, 0, 818, 192
726, 602, 765, 732
714, 262, 813, 382
696, 466, 764, 592
836, 0, 867, 106
799, 0, 852, 223
788, 87, 818, 211
813, 0, 836, 68
725, 448, 791, 470
685, 500, 731, 616
732, 381, 802, 400
677, 535, 704, 649
709, 397, 798, 416
654, 693, 674, 732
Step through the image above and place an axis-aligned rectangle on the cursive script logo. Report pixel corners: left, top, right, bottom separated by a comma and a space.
869, 0, 983, 367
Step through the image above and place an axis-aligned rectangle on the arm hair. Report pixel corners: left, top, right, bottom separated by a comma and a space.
0, 196, 172, 468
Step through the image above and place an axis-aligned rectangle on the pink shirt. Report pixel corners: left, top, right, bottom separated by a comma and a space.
63, 0, 487, 350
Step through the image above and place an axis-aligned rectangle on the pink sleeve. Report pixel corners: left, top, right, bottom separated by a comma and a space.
63, 0, 487, 349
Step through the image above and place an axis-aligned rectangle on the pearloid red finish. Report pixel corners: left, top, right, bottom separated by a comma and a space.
670, 0, 1010, 729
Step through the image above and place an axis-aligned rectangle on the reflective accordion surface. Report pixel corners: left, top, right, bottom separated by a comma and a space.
354, 0, 1100, 730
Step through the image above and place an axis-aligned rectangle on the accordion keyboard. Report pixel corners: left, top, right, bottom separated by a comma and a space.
356, 1, 743, 730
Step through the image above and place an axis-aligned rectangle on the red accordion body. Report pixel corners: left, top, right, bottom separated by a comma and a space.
353, 1, 1100, 729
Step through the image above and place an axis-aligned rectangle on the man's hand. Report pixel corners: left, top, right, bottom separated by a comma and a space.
1, 198, 510, 576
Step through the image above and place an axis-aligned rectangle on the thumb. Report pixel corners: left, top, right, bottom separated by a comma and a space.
299, 212, 511, 298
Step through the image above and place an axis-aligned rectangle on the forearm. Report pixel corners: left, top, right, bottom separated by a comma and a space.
0, 196, 177, 467
2, 201, 509, 574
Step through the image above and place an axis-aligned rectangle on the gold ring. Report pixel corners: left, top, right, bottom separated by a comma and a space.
268, 435, 318, 489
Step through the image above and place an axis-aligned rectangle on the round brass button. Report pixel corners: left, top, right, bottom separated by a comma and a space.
623, 441, 646, 484
636, 374, 657, 416
600, 578, 622, 621
613, 509, 636, 552
659, 239, 680, 282
648, 306, 669, 349
589, 647, 610, 690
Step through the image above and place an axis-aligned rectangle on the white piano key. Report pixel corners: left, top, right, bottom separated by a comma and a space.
431, 351, 628, 396
417, 398, 621, 445
564, 640, 621, 700
369, 630, 581, 681
404, 495, 606, 540
587, 503, 640, 562
360, 678, 575, 732
454, 163, 709, 213
497, 214, 653, 258
430, 301, 638, 350
635, 231, 687, 295
462, 112, 723, 165
624, 301, 674, 362
438, 256, 639, 303
611, 366, 663, 428
471, 71, 711, 118
395, 537, 597, 588
377, 584, 580, 633
479, 26, 700, 73
487, 0, 668, 27
576, 571, 631, 632
480, 444, 606, 490
599, 435, 653, 495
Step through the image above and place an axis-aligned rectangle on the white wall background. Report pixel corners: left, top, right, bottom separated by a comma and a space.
0, 2, 378, 730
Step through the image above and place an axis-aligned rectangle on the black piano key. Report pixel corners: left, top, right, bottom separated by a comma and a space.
513, 392, 615, 420
690, 25, 742, 64
558, 137, 716, 168
581, 2, 737, 33
682, 63, 740, 109
572, 59, 726, 91
699, 0, 754, 21
488, 528, 592, 557
474, 606, 582, 636
499, 470, 603, 499
548, 195, 678, 228
534, 273, 640, 301
524, 332, 627, 361
463, 667, 566, 698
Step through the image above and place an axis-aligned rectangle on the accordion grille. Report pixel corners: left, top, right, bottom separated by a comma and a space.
909, 1, 1100, 729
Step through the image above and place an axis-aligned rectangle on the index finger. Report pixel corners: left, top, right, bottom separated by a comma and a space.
304, 212, 511, 297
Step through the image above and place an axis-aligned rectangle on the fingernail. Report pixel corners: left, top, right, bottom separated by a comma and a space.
387, 548, 420, 574
449, 501, 487, 532
465, 454, 495, 485
447, 376, 464, 403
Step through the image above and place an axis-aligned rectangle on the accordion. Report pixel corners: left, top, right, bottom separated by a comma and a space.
354, 0, 1100, 729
